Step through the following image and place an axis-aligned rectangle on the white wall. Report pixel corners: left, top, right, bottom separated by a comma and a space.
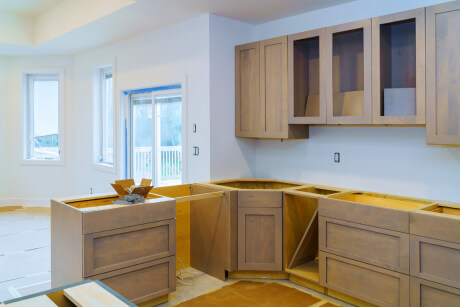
253, 0, 460, 202
0, 56, 9, 199
6, 56, 76, 202
209, 15, 257, 180
73, 14, 212, 195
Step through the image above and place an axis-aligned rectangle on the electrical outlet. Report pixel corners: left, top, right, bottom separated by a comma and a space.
334, 152, 340, 163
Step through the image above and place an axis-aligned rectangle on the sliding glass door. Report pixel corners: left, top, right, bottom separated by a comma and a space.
127, 89, 182, 186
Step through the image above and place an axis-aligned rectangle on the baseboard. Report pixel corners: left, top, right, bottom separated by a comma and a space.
0, 198, 50, 207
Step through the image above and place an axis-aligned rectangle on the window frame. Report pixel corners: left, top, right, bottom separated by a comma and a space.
21, 69, 65, 166
92, 62, 117, 173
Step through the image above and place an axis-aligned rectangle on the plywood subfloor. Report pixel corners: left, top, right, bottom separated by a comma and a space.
173, 280, 341, 307
0, 207, 51, 303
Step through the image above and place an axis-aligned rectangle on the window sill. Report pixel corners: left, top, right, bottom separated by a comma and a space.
92, 162, 116, 174
20, 159, 64, 166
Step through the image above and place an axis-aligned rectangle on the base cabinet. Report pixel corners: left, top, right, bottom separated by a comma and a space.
410, 277, 460, 307
238, 207, 283, 271
319, 252, 409, 307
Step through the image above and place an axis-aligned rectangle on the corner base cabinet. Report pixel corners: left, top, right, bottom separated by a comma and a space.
237, 191, 283, 271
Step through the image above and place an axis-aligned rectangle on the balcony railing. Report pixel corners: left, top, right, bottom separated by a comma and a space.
133, 146, 182, 185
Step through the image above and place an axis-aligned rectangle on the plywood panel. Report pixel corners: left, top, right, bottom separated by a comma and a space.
151, 185, 191, 268
63, 282, 129, 307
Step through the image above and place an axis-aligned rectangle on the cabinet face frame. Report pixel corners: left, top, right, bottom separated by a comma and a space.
372, 9, 426, 125
238, 207, 283, 271
325, 19, 372, 124
288, 28, 326, 124
426, 2, 460, 145
235, 41, 260, 138
259, 36, 288, 138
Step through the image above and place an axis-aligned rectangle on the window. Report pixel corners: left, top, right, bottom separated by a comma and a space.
94, 66, 114, 166
24, 73, 61, 160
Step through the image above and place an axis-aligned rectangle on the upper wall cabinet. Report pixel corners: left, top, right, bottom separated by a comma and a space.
235, 42, 260, 138
236, 37, 309, 139
426, 1, 460, 145
288, 29, 326, 124
372, 9, 426, 125
325, 20, 372, 124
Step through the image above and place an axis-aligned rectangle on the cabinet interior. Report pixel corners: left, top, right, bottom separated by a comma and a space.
379, 18, 417, 117
336, 192, 431, 211
332, 28, 364, 117
211, 180, 300, 190
428, 205, 460, 217
293, 37, 320, 118
293, 186, 340, 195
284, 194, 319, 282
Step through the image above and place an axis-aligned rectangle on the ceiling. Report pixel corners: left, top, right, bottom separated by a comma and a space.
0, 0, 62, 17
0, 0, 357, 55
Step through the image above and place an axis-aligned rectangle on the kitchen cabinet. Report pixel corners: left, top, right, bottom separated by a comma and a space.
237, 191, 283, 271
288, 29, 327, 124
235, 41, 260, 138
236, 37, 309, 139
325, 19, 372, 124
372, 9, 425, 125
426, 1, 460, 145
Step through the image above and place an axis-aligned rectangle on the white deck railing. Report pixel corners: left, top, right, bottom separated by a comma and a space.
133, 146, 182, 183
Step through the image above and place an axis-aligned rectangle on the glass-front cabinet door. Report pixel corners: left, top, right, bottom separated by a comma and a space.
372, 9, 425, 125
325, 19, 372, 124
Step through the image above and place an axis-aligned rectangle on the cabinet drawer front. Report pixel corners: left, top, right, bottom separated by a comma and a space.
319, 198, 409, 233
410, 211, 460, 244
319, 252, 409, 307
238, 191, 282, 208
83, 199, 175, 234
84, 220, 175, 277
319, 217, 409, 273
91, 256, 175, 304
410, 235, 460, 288
410, 277, 460, 307
238, 207, 283, 271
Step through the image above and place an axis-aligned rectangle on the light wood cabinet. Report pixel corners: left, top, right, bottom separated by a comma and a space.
319, 216, 409, 273
238, 192, 283, 271
235, 42, 260, 138
288, 29, 327, 124
410, 277, 460, 307
372, 9, 426, 125
410, 235, 460, 289
235, 37, 309, 139
426, 1, 460, 145
326, 19, 372, 124
319, 252, 410, 307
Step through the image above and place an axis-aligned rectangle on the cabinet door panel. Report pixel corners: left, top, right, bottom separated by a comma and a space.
91, 257, 175, 305
319, 216, 409, 273
260, 36, 288, 138
372, 9, 425, 124
236, 42, 260, 137
410, 235, 460, 288
326, 19, 372, 124
238, 207, 282, 271
84, 220, 175, 277
426, 2, 460, 145
319, 252, 409, 307
288, 28, 327, 124
410, 277, 460, 307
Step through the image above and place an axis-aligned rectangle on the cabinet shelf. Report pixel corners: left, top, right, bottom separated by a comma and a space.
285, 260, 319, 283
